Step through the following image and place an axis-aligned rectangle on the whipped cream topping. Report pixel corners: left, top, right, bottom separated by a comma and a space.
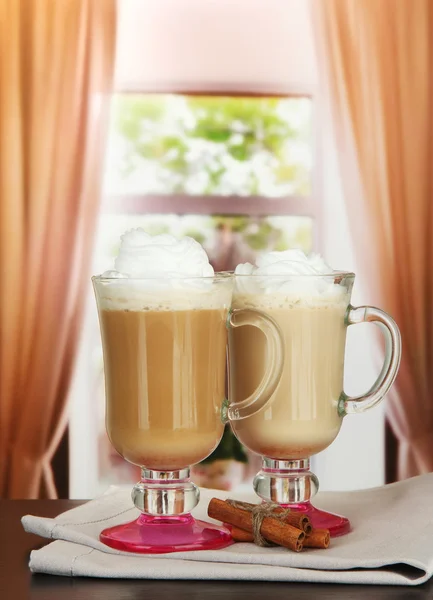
234, 250, 349, 306
105, 228, 214, 278
96, 229, 231, 311
235, 249, 333, 277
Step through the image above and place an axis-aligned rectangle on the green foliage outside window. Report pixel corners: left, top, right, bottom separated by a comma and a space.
106, 94, 312, 197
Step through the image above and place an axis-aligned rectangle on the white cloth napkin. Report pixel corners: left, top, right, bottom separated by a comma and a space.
22, 473, 433, 586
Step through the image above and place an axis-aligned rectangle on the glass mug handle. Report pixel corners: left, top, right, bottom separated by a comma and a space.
222, 308, 285, 422
339, 305, 402, 416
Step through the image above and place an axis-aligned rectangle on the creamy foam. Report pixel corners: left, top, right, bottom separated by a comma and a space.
96, 282, 232, 312
96, 229, 227, 311
234, 249, 349, 306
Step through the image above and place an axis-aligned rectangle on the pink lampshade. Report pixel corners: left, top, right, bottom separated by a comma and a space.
115, 0, 317, 94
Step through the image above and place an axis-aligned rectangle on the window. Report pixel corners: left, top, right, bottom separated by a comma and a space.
97, 94, 316, 270
70, 93, 318, 497
105, 94, 312, 197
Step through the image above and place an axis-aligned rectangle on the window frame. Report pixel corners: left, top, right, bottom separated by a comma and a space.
104, 193, 315, 218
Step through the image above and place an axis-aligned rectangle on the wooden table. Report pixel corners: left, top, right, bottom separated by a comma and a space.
1, 500, 433, 600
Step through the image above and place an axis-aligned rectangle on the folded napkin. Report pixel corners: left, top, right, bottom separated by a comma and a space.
22, 473, 433, 586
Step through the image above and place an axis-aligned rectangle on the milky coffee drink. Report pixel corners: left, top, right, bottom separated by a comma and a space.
94, 230, 232, 471
230, 251, 351, 459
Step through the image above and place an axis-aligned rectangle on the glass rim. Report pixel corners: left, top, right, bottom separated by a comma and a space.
92, 270, 355, 281
91, 271, 233, 282
233, 270, 355, 279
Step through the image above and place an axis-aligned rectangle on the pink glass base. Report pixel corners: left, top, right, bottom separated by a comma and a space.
281, 501, 351, 537
100, 513, 233, 553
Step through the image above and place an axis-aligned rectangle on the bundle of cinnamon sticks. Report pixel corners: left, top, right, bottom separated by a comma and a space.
208, 498, 330, 552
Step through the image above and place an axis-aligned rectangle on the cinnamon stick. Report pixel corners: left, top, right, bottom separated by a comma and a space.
231, 525, 330, 549
282, 512, 312, 535
230, 526, 254, 542
208, 498, 304, 552
303, 529, 330, 549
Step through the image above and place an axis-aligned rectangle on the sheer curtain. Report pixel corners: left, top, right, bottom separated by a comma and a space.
312, 0, 433, 478
0, 0, 116, 498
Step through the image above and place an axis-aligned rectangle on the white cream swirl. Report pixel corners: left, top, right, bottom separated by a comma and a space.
235, 250, 347, 304
235, 249, 332, 277
105, 228, 214, 278
254, 249, 332, 275
97, 229, 226, 311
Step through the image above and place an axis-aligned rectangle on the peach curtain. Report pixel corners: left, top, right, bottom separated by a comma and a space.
0, 0, 116, 498
312, 0, 433, 478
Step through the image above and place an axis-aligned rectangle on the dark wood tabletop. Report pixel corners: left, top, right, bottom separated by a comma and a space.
1, 500, 433, 600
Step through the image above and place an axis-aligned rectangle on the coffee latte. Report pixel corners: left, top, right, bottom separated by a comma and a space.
230, 298, 347, 458
99, 306, 228, 470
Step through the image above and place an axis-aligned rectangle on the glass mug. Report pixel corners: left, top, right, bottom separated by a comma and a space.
92, 274, 284, 553
228, 272, 401, 535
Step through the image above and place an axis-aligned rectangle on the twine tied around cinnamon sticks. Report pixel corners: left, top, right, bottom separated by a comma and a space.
208, 497, 330, 552
226, 500, 292, 547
